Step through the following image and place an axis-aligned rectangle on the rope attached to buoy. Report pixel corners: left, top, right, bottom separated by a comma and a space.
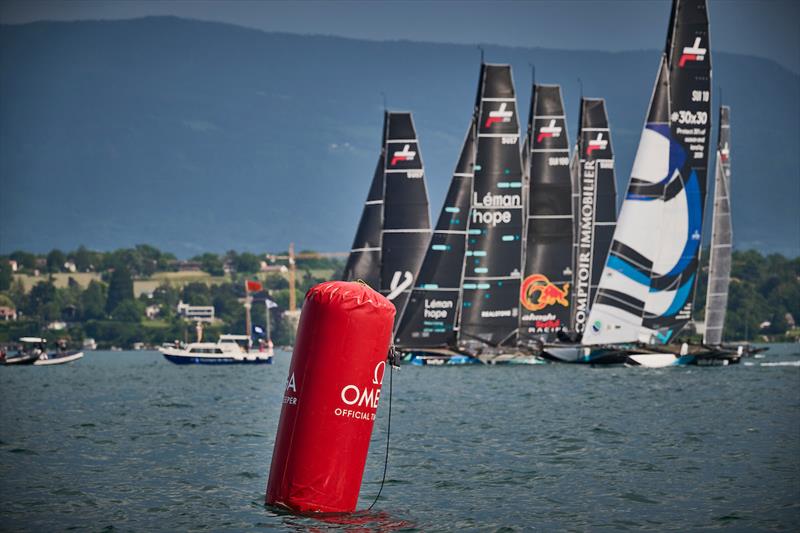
366, 346, 398, 511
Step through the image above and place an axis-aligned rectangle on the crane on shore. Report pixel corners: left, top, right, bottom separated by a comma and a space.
266, 243, 348, 311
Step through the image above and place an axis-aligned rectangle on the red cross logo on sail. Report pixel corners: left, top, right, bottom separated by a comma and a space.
485, 103, 513, 128
390, 144, 416, 166
678, 37, 706, 68
720, 142, 729, 162
586, 133, 608, 156
536, 119, 562, 143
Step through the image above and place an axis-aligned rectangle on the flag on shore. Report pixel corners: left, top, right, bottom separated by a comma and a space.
246, 280, 263, 292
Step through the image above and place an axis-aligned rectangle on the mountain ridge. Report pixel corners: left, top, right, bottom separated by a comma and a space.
1, 17, 798, 257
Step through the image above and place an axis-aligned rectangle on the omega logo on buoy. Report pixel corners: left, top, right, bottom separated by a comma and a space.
337, 361, 385, 414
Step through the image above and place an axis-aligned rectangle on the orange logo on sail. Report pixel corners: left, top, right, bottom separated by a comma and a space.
520, 274, 570, 311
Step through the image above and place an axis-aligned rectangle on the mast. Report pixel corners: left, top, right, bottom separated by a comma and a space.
394, 123, 476, 348
570, 97, 617, 335
458, 64, 525, 347
519, 84, 573, 343
703, 105, 731, 345
582, 0, 711, 345
379, 112, 432, 328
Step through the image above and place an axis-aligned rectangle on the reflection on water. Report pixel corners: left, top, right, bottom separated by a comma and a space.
1, 345, 798, 530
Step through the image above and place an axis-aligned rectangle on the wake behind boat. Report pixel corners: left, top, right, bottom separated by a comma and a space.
160, 334, 273, 365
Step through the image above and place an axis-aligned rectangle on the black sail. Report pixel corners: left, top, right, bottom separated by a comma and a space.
394, 123, 476, 348
342, 154, 384, 287
571, 98, 618, 334
379, 112, 432, 328
640, 0, 712, 341
519, 85, 574, 342
459, 64, 524, 346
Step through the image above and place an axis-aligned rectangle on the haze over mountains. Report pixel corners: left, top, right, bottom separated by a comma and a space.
1, 17, 798, 257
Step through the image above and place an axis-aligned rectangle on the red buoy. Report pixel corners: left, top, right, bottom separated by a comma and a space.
266, 281, 395, 513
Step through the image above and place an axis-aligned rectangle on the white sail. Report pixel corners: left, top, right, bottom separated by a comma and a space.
703, 105, 732, 345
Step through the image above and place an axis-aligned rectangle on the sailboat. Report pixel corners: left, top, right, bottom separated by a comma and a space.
580, 0, 718, 367
343, 111, 432, 327
540, 96, 622, 364
518, 84, 574, 350
702, 105, 733, 349
570, 98, 618, 337
395, 63, 531, 364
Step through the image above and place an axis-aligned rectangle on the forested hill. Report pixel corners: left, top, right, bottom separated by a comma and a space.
2, 17, 798, 257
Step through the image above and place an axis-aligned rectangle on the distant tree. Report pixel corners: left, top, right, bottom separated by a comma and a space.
106, 266, 134, 314
264, 274, 289, 290
82, 280, 107, 320
182, 282, 211, 306
193, 253, 225, 276
0, 293, 14, 309
111, 300, 143, 322
25, 280, 56, 317
46, 249, 66, 273
235, 252, 262, 274
151, 283, 180, 310
9, 251, 36, 271
72, 245, 93, 272
0, 259, 11, 291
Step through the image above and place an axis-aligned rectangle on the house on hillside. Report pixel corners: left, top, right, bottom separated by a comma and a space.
0, 306, 17, 321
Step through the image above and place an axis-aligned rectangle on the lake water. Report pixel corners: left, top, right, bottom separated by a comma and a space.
1, 345, 799, 531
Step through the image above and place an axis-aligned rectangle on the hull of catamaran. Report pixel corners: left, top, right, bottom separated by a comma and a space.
541, 344, 630, 365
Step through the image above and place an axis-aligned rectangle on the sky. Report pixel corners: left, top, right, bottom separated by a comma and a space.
1, 0, 798, 73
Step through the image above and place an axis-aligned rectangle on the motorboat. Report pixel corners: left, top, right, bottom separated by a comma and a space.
160, 334, 273, 364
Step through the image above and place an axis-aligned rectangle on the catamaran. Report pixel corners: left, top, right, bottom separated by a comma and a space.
518, 84, 574, 351
342, 111, 432, 327
539, 96, 622, 364
395, 63, 533, 364
578, 0, 721, 367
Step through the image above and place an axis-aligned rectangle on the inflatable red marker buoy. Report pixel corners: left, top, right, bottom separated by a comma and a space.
266, 281, 395, 513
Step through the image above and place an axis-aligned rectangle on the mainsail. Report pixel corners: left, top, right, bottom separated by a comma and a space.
519, 85, 573, 343
570, 98, 618, 335
343, 112, 432, 327
583, 0, 711, 345
703, 105, 731, 345
342, 155, 384, 287
394, 123, 475, 348
459, 64, 525, 346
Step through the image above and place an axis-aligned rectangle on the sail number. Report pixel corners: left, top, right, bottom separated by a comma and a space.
672, 110, 708, 125
691, 90, 710, 102
501, 135, 518, 145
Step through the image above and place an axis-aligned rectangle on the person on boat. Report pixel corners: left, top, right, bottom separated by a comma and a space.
57, 339, 67, 353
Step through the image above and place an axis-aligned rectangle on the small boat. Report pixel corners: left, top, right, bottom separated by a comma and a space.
34, 350, 85, 366
160, 334, 272, 365
3, 337, 47, 365
3, 337, 84, 366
